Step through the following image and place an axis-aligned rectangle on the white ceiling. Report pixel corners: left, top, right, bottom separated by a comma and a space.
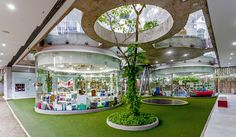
0, 0, 59, 68
207, 0, 236, 67
1, 0, 232, 68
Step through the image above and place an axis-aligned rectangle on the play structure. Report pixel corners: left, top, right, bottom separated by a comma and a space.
172, 86, 188, 97
150, 65, 216, 98
150, 75, 215, 98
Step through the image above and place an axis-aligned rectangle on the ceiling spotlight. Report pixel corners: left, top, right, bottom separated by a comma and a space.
7, 3, 16, 11
183, 53, 188, 57
87, 67, 90, 70
100, 67, 103, 70
167, 51, 173, 54
228, 62, 231, 65
232, 42, 236, 46
229, 57, 232, 60
230, 52, 234, 56
170, 59, 174, 62
1, 43, 6, 47
155, 61, 158, 63
0, 53, 4, 56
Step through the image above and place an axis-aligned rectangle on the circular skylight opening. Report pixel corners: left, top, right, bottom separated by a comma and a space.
95, 4, 173, 44
97, 5, 171, 33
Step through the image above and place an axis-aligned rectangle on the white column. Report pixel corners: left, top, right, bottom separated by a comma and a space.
3, 67, 13, 100
0, 69, 3, 96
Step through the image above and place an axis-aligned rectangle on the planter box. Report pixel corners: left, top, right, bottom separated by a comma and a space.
106, 117, 159, 131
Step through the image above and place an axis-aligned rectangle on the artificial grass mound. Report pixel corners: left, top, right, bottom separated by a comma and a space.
108, 111, 156, 126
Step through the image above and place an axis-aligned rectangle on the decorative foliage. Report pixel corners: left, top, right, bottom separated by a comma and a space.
45, 71, 52, 93
99, 4, 159, 116
173, 76, 200, 85
108, 111, 156, 126
121, 44, 146, 115
98, 5, 135, 33
98, 4, 159, 34
141, 20, 159, 32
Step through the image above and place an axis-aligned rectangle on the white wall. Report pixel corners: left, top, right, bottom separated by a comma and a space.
11, 72, 36, 99
0, 83, 3, 96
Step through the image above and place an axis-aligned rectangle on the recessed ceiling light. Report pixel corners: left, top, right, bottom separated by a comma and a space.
170, 59, 174, 62
229, 57, 232, 60
183, 53, 188, 57
0, 60, 2, 62
87, 68, 90, 70
7, 3, 16, 11
230, 52, 234, 56
167, 51, 173, 54
228, 62, 231, 65
100, 67, 103, 70
2, 43, 6, 47
155, 61, 158, 63
0, 53, 4, 56
233, 42, 236, 46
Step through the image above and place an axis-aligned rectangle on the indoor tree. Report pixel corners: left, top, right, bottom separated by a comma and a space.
99, 4, 158, 117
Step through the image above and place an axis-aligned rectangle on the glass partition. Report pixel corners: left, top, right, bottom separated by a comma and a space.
35, 47, 121, 112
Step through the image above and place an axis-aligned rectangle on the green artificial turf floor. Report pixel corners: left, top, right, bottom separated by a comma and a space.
8, 97, 216, 137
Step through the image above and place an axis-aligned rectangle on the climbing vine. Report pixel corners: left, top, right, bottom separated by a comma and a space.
99, 4, 158, 116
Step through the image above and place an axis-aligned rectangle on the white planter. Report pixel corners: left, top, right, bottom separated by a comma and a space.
106, 117, 159, 131
35, 103, 122, 115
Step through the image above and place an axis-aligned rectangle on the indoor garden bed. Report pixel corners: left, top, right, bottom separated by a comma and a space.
106, 112, 159, 131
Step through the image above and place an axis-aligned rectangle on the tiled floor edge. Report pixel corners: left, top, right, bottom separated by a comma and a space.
200, 96, 218, 137
6, 101, 31, 137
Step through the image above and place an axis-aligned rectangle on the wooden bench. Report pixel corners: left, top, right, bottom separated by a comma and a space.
218, 97, 228, 108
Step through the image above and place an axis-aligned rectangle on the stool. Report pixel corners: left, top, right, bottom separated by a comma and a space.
218, 97, 228, 108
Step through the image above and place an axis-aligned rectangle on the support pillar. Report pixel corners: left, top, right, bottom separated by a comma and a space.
3, 67, 13, 100
0, 69, 3, 96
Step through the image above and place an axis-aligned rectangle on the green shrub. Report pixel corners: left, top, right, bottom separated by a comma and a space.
108, 111, 157, 126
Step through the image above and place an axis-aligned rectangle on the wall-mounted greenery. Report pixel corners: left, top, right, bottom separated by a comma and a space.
173, 76, 200, 85
45, 71, 52, 93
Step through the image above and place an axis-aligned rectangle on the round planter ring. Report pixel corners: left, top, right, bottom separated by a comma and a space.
106, 117, 159, 131
142, 98, 189, 106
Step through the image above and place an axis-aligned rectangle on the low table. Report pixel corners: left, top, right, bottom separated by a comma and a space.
218, 97, 228, 108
